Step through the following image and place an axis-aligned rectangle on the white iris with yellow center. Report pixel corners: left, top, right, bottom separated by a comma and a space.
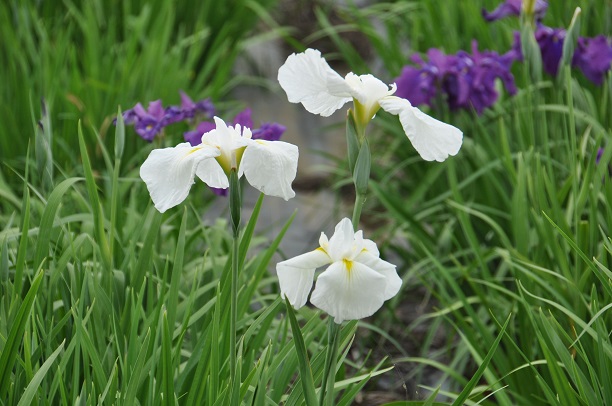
277, 218, 402, 323
140, 117, 299, 213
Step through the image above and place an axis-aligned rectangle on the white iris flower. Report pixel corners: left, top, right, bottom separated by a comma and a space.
278, 48, 463, 162
277, 218, 402, 323
140, 116, 299, 213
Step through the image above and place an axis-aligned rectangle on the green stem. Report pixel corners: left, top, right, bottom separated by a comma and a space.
230, 228, 238, 382
229, 170, 241, 386
351, 192, 366, 231
319, 319, 341, 406
351, 136, 370, 231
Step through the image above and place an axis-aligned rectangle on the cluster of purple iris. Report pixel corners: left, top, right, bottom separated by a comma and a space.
394, 0, 612, 115
394, 41, 520, 115
529, 26, 612, 85
118, 91, 286, 145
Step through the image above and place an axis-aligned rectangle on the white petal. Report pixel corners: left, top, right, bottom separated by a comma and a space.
379, 96, 463, 162
239, 140, 298, 200
278, 48, 353, 117
201, 117, 249, 171
195, 158, 229, 189
277, 249, 331, 308
344, 73, 396, 120
354, 231, 379, 258
140, 143, 220, 213
310, 261, 388, 323
327, 218, 356, 261
319, 232, 330, 252
354, 251, 402, 300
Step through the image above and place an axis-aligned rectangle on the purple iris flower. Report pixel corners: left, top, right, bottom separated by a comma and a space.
233, 108, 254, 129
483, 1, 612, 84
463, 41, 518, 114
511, 25, 612, 83
252, 122, 286, 141
535, 25, 566, 76
121, 100, 169, 141
572, 36, 612, 85
482, 0, 548, 22
115, 92, 217, 142
440, 51, 475, 112
177, 91, 215, 120
394, 49, 454, 107
394, 41, 519, 115
183, 121, 216, 146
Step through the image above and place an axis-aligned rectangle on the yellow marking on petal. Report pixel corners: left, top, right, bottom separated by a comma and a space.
343, 259, 353, 273
234, 146, 246, 168
184, 147, 202, 156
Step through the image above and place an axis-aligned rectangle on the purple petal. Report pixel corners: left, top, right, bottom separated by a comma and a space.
533, 0, 549, 20
164, 105, 184, 125
133, 103, 148, 118
482, 0, 548, 22
195, 98, 215, 117
135, 118, 163, 142
535, 25, 566, 76
394, 66, 437, 106
482, 0, 522, 22
121, 106, 141, 124
183, 129, 201, 146
210, 187, 229, 197
180, 90, 196, 110
178, 91, 216, 120
504, 31, 524, 63
147, 100, 165, 120
572, 36, 612, 85
184, 120, 216, 146
233, 108, 253, 129
252, 122, 286, 141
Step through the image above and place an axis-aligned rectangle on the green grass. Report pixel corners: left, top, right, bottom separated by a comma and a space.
2, 0, 612, 404
0, 127, 380, 403
0, 0, 280, 176
303, 0, 612, 404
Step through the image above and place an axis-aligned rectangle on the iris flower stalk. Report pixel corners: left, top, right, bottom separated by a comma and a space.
228, 168, 240, 388
277, 48, 459, 404
139, 116, 298, 394
276, 217, 402, 404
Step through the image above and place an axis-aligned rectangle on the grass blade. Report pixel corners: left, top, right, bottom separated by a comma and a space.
452, 313, 511, 406
16, 340, 64, 406
284, 297, 318, 406
0, 269, 44, 398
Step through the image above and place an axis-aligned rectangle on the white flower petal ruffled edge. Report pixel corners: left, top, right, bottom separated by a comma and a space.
276, 217, 402, 323
379, 96, 463, 162
239, 139, 298, 200
140, 143, 220, 213
278, 48, 353, 117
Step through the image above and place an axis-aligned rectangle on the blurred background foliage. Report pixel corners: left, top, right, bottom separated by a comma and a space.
0, 0, 278, 176
1, 0, 611, 404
